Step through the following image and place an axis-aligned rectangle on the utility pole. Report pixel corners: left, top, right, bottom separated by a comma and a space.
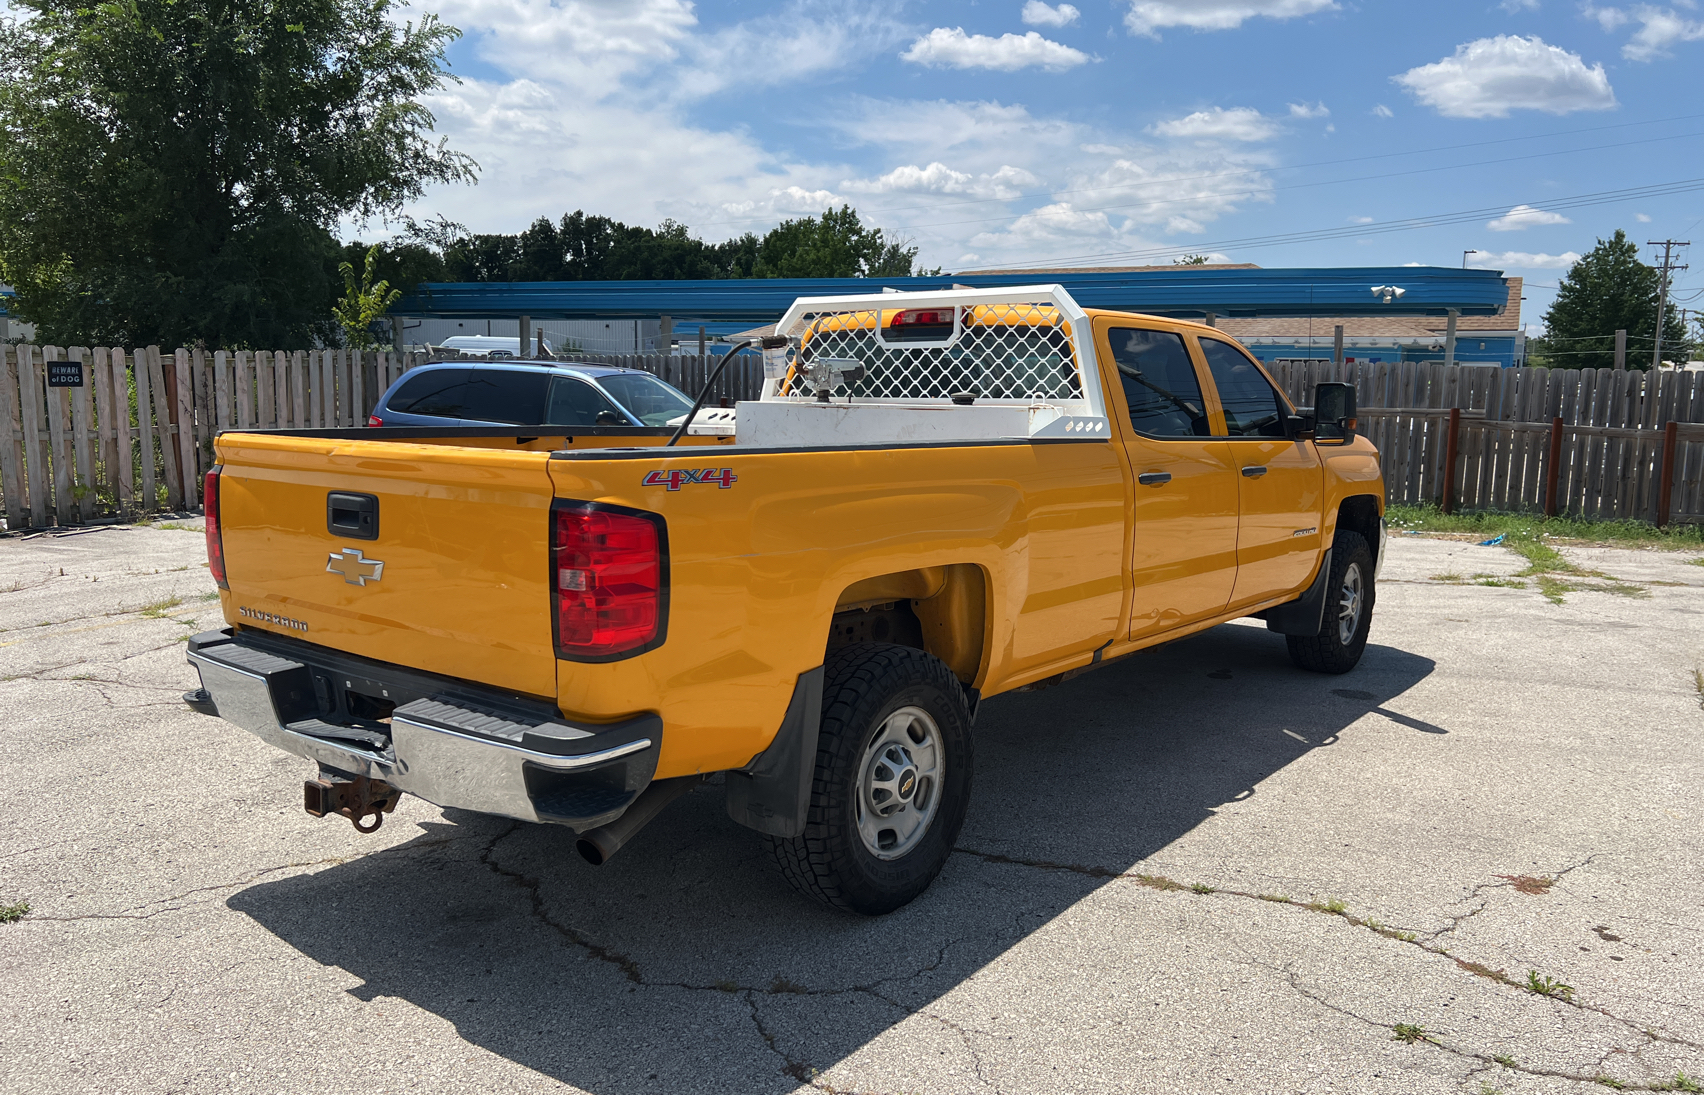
1647, 239, 1689, 370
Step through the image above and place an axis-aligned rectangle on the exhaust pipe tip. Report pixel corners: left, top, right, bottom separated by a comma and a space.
575, 829, 622, 867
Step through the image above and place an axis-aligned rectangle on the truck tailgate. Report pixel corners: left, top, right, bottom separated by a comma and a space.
214, 434, 559, 698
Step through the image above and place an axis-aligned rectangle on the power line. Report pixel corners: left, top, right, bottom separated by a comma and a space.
892, 128, 1704, 238
960, 178, 1704, 271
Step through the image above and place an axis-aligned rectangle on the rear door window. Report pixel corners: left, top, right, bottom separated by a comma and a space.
454, 369, 549, 425
386, 369, 472, 418
545, 377, 626, 426
1106, 328, 1211, 438
1198, 339, 1287, 437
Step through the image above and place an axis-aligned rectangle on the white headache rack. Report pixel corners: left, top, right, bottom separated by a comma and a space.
737, 285, 1109, 448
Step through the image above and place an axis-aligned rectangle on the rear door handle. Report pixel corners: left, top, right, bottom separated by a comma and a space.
1138, 471, 1172, 486
1241, 465, 1268, 478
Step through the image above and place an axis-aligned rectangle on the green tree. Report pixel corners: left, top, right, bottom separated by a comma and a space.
1541, 230, 1690, 370
333, 245, 403, 349
745, 206, 920, 278
0, 0, 476, 348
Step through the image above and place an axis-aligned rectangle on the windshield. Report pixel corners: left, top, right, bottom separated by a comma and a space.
597, 372, 694, 425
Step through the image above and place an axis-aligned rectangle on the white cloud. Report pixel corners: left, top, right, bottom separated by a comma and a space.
1287, 101, 1330, 118
1620, 6, 1704, 60
1582, 3, 1629, 31
1392, 35, 1617, 117
1636, 212, 1653, 222
1348, 215, 1374, 224
900, 27, 1093, 70
1149, 106, 1280, 142
1022, 1, 1081, 27
1500, 0, 1539, 9
1467, 250, 1582, 269
1080, 143, 1124, 154
1373, 104, 1394, 117
426, 0, 697, 90
1487, 204, 1573, 231
841, 161, 1041, 199
1124, 0, 1337, 38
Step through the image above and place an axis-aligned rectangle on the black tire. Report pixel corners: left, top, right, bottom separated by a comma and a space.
765, 643, 973, 915
1286, 530, 1375, 675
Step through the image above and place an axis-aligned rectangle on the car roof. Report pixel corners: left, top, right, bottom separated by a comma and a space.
398, 359, 643, 380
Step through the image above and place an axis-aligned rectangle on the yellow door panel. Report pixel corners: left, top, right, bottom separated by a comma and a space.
1092, 318, 1240, 640
1227, 439, 1324, 606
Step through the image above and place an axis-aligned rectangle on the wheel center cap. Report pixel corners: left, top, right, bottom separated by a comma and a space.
897, 768, 918, 800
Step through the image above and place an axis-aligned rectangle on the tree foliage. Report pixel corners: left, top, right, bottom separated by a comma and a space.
0, 0, 475, 348
333, 245, 403, 350
392, 205, 930, 287
1539, 230, 1690, 370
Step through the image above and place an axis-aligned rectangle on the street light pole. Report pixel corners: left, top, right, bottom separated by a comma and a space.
1462, 250, 1479, 268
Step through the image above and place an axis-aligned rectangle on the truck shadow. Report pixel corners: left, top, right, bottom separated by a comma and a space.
229, 621, 1434, 1093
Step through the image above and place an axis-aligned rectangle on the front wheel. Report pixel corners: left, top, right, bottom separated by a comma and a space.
765, 643, 973, 915
1287, 530, 1375, 674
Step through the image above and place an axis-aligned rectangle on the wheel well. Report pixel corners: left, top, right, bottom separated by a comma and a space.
828, 564, 987, 685
1337, 495, 1381, 567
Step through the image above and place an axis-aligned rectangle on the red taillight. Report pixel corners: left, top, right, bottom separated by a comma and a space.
552, 505, 665, 660
891, 308, 955, 328
366, 414, 383, 427
204, 467, 228, 590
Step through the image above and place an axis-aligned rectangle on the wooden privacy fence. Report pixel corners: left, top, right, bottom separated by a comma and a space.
6, 345, 1699, 529
1268, 360, 1704, 524
0, 345, 424, 530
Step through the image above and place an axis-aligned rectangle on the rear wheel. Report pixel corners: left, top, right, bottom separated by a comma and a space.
1287, 530, 1375, 674
766, 643, 973, 915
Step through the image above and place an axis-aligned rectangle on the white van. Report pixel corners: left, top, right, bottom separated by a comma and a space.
436, 334, 555, 358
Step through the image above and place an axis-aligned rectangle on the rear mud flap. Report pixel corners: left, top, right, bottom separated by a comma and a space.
724, 666, 824, 839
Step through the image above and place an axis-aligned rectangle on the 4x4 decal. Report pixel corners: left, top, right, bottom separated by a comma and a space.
642, 468, 737, 491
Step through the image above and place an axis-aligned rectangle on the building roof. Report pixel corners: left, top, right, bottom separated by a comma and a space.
954, 263, 1262, 275
1216, 277, 1522, 339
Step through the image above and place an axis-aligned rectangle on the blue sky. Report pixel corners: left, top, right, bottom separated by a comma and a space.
397, 0, 1704, 329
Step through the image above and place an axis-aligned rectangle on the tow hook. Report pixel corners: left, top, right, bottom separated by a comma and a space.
304, 776, 401, 833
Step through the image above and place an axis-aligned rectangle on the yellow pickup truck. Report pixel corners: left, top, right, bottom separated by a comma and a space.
186, 286, 1384, 914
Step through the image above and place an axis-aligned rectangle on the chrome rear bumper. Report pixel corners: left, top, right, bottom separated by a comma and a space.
187, 631, 659, 830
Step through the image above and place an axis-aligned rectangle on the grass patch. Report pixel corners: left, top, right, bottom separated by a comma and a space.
1493, 1054, 1518, 1068
135, 595, 184, 618
1593, 1076, 1626, 1090
1190, 882, 1215, 894
0, 899, 29, 923
1387, 504, 1704, 550
1655, 1073, 1704, 1093
197, 591, 221, 602
1134, 874, 1186, 892
1258, 893, 1291, 903
149, 521, 201, 532
1307, 897, 1349, 915
1475, 577, 1526, 589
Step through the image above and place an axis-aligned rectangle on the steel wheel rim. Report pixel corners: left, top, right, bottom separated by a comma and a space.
854, 706, 943, 861
1337, 563, 1364, 646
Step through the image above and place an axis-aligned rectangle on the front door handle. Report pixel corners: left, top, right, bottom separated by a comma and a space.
1138, 471, 1172, 486
1241, 465, 1268, 478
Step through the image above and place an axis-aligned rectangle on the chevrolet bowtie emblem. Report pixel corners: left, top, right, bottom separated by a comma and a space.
326, 547, 385, 586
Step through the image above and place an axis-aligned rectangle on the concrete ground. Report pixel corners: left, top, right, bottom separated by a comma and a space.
2, 523, 1702, 1095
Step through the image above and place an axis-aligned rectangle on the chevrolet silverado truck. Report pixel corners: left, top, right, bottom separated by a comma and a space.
185, 286, 1385, 915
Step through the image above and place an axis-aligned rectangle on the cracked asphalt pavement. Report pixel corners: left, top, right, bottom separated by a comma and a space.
3, 523, 1703, 1094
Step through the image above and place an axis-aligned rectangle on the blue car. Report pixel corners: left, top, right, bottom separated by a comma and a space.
368, 360, 697, 429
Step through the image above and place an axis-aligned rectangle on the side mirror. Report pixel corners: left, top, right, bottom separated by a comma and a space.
594, 410, 625, 427
1313, 382, 1357, 444
1283, 412, 1316, 440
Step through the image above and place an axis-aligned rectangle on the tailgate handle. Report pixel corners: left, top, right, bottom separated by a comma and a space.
327, 492, 379, 541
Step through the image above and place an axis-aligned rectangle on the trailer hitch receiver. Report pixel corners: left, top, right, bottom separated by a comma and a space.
304, 776, 401, 833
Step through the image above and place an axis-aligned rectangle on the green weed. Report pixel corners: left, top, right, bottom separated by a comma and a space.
1658, 1073, 1704, 1092
1258, 893, 1291, 903
1525, 969, 1575, 1000
1593, 1076, 1625, 1089
1190, 882, 1215, 894
1308, 897, 1349, 915
135, 595, 184, 618
1391, 1023, 1432, 1044
1493, 1054, 1517, 1068
0, 899, 29, 923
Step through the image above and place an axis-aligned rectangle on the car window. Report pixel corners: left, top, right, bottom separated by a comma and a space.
1106, 328, 1210, 438
386, 369, 472, 418
597, 373, 693, 426
455, 369, 549, 425
545, 377, 626, 426
1198, 338, 1287, 438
